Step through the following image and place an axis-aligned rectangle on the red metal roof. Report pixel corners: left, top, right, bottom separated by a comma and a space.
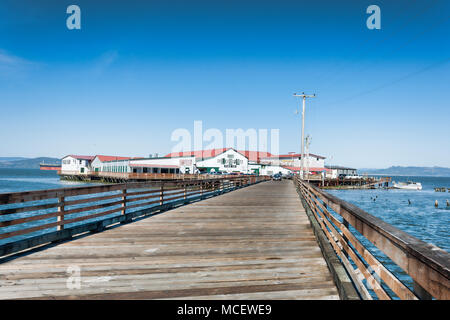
263, 153, 326, 159
165, 148, 274, 162
65, 155, 96, 161
237, 150, 274, 162
165, 148, 228, 159
95, 155, 131, 162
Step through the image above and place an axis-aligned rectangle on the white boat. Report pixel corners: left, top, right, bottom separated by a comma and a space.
392, 181, 422, 190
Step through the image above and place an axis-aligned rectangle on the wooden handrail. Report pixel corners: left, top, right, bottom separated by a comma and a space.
295, 177, 450, 300
0, 175, 269, 257
59, 170, 242, 181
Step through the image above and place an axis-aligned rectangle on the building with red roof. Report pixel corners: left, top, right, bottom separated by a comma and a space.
61, 155, 96, 174
165, 148, 274, 162
91, 155, 133, 173
260, 152, 326, 172
60, 149, 328, 176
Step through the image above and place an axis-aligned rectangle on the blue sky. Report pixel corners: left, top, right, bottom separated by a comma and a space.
0, 0, 449, 168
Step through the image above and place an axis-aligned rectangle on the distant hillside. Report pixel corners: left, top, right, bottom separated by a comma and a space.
0, 157, 61, 169
360, 166, 450, 177
0, 157, 28, 162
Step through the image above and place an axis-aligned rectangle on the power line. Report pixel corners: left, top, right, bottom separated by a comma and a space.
319, 57, 449, 108
316, 14, 449, 94
311, 0, 443, 89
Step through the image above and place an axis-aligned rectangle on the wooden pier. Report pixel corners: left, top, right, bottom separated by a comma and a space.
0, 179, 341, 300
0, 176, 449, 300
316, 176, 391, 189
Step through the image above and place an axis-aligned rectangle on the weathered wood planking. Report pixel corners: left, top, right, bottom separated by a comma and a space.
0, 180, 339, 300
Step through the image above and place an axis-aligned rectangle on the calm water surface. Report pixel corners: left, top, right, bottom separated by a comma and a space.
0, 168, 96, 193
327, 175, 450, 298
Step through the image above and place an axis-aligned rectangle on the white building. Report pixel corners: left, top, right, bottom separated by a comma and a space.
196, 149, 248, 174
91, 155, 132, 173
260, 153, 326, 169
130, 155, 196, 174
325, 165, 357, 178
258, 165, 292, 176
61, 155, 95, 174
164, 148, 250, 174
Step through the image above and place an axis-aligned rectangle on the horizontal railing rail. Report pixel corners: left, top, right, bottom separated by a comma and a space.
59, 170, 247, 180
0, 175, 269, 257
294, 176, 450, 300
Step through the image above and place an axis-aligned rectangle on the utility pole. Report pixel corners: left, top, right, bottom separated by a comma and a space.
293, 92, 315, 179
305, 135, 311, 182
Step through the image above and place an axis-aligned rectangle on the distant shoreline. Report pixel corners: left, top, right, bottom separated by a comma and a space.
365, 173, 450, 177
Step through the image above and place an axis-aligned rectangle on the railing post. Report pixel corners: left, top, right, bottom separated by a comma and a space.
160, 183, 164, 205
121, 188, 127, 215
120, 187, 132, 224
184, 183, 187, 201
57, 195, 65, 231
341, 214, 350, 259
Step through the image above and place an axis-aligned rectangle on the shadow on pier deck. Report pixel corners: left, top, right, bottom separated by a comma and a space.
0, 180, 342, 300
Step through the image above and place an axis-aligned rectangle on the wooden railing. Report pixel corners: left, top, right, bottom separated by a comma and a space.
0, 176, 268, 257
295, 177, 450, 300
59, 170, 242, 180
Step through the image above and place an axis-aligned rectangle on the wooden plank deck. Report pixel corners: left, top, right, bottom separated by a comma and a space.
0, 180, 339, 300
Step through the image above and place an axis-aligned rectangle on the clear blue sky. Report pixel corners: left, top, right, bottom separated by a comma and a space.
0, 0, 448, 168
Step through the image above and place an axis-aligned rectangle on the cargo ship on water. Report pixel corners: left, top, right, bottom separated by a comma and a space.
40, 162, 61, 171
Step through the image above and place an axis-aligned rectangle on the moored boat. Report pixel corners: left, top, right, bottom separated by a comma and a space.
40, 163, 62, 171
392, 181, 422, 190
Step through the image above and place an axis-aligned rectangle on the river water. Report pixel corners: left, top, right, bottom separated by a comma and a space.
326, 175, 449, 298
0, 168, 97, 193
